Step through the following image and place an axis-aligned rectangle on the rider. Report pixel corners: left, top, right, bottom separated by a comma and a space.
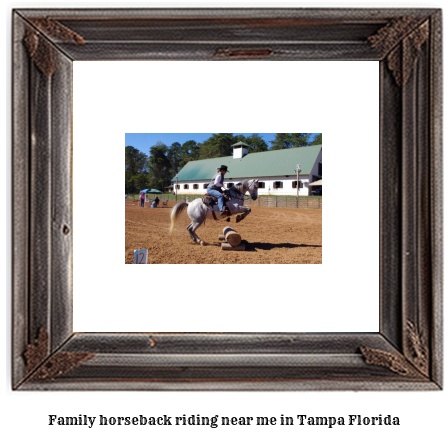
207, 165, 229, 216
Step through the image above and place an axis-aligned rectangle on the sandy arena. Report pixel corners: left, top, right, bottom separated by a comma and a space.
125, 200, 322, 264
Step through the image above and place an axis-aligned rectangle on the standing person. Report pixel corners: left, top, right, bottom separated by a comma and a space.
154, 196, 160, 207
140, 192, 145, 207
207, 165, 229, 216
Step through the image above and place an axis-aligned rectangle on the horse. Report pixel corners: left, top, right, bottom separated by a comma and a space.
169, 179, 259, 245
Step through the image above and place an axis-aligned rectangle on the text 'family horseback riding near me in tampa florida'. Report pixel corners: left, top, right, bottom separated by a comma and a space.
47, 413, 400, 429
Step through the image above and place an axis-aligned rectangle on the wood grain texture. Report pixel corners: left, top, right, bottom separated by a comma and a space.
12, 12, 31, 388
29, 57, 52, 346
50, 49, 74, 351
12, 7, 443, 391
223, 226, 242, 246
429, 10, 443, 388
379, 59, 402, 350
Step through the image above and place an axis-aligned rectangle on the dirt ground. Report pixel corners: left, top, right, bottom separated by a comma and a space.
125, 200, 322, 264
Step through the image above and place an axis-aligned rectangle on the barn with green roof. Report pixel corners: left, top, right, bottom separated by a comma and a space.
172, 142, 322, 196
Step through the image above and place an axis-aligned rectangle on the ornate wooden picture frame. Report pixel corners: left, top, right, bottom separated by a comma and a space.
12, 8, 442, 390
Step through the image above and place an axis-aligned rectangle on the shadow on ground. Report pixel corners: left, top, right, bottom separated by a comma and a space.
243, 241, 322, 251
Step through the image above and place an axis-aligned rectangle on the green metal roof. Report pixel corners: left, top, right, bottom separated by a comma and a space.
232, 141, 250, 147
173, 145, 321, 181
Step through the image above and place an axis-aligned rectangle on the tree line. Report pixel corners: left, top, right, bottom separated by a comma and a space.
125, 133, 322, 194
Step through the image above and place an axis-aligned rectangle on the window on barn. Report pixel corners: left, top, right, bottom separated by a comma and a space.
273, 181, 283, 189
193, 184, 199, 189
258, 182, 265, 188
318, 162, 322, 175
183, 184, 189, 189
203, 184, 208, 189
227, 183, 234, 188
292, 181, 303, 189
176, 185, 180, 189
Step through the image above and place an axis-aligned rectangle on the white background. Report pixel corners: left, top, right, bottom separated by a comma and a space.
3, 1, 446, 438
73, 60, 379, 332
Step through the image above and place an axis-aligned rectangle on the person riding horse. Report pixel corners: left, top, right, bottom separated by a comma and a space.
206, 165, 229, 216
170, 177, 259, 245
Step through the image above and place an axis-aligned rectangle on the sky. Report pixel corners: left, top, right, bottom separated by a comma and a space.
125, 133, 320, 155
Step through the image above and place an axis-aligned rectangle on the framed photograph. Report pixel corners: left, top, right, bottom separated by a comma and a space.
12, 8, 442, 390
122, 132, 323, 264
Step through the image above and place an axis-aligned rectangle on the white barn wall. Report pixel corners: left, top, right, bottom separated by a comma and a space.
261, 176, 310, 196
174, 175, 311, 196
309, 149, 323, 182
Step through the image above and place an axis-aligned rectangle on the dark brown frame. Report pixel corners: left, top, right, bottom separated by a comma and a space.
12, 8, 442, 390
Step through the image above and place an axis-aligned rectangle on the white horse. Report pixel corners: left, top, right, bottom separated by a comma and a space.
170, 179, 259, 245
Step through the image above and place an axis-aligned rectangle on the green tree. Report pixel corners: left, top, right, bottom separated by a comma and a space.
270, 133, 294, 150
125, 145, 147, 174
125, 146, 149, 193
311, 133, 322, 145
147, 141, 172, 191
198, 133, 237, 160
290, 133, 311, 147
241, 133, 268, 153
129, 172, 149, 193
270, 133, 311, 150
167, 141, 182, 174
168, 139, 203, 175
179, 140, 200, 168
